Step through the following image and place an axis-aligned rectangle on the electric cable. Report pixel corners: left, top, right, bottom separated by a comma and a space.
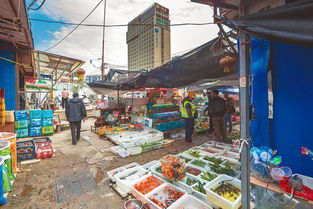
28, 0, 46, 11
45, 0, 104, 51
29, 18, 215, 27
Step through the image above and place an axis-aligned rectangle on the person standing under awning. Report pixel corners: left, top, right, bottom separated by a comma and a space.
181, 92, 197, 143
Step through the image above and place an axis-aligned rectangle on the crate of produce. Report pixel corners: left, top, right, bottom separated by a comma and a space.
42, 118, 53, 127
36, 143, 54, 159
160, 155, 186, 182
42, 126, 54, 135
204, 174, 241, 209
16, 128, 28, 138
115, 166, 148, 193
131, 175, 164, 204
29, 109, 42, 119
30, 118, 42, 127
146, 183, 186, 209
16, 140, 36, 161
15, 110, 28, 121
15, 120, 28, 129
33, 137, 52, 147
140, 142, 162, 153
29, 127, 42, 137
42, 110, 53, 119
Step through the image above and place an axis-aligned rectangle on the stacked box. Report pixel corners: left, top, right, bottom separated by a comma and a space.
14, 110, 29, 138
42, 110, 54, 136
33, 137, 54, 159
29, 109, 42, 137
16, 140, 36, 161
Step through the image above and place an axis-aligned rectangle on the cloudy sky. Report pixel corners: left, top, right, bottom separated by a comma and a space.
28, 0, 218, 74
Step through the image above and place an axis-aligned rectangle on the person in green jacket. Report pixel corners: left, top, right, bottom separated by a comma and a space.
181, 92, 197, 143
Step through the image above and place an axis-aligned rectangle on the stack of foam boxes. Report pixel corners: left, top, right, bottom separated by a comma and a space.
15, 111, 29, 138
42, 110, 54, 135
29, 110, 42, 137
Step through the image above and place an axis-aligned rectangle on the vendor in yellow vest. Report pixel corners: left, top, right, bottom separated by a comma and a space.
181, 92, 197, 143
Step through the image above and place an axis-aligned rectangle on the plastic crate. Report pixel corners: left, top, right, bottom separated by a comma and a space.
29, 127, 42, 137
170, 194, 213, 209
42, 126, 54, 135
36, 143, 54, 159
15, 110, 28, 121
16, 140, 36, 162
16, 128, 29, 138
30, 118, 42, 127
115, 166, 148, 193
29, 109, 42, 119
15, 120, 28, 129
42, 118, 53, 127
42, 110, 53, 119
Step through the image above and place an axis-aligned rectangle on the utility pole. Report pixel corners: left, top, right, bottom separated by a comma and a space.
100, 0, 107, 80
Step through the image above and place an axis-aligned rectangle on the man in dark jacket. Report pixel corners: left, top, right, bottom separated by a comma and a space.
66, 93, 87, 145
208, 90, 227, 143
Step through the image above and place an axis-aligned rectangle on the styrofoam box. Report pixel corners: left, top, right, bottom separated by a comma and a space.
204, 174, 242, 209
106, 162, 140, 182
146, 183, 187, 209
115, 165, 148, 193
127, 146, 142, 155
170, 194, 213, 209
142, 160, 159, 170
188, 159, 210, 171
217, 150, 240, 163
178, 173, 199, 193
190, 178, 209, 204
185, 164, 205, 179
176, 153, 194, 163
150, 162, 162, 178
130, 174, 165, 204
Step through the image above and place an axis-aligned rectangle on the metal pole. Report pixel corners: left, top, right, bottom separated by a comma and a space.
100, 0, 107, 80
239, 0, 251, 207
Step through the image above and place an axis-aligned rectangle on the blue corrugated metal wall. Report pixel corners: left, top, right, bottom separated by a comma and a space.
0, 50, 16, 110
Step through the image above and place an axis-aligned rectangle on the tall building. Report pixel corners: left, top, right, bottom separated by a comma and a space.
127, 3, 171, 71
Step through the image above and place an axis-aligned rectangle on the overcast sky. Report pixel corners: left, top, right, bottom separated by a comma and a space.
28, 0, 218, 74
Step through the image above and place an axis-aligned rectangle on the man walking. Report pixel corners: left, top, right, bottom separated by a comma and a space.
208, 90, 227, 142
61, 88, 69, 109
204, 90, 214, 133
181, 92, 197, 143
224, 93, 235, 133
66, 93, 87, 145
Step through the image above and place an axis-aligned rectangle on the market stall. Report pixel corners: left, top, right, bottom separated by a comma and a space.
108, 141, 242, 209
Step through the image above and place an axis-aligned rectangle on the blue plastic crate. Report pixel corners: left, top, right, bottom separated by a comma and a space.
29, 109, 42, 119
42, 110, 53, 119
16, 128, 29, 138
29, 127, 42, 137
15, 110, 28, 121
30, 118, 42, 127
15, 120, 29, 129
42, 118, 53, 127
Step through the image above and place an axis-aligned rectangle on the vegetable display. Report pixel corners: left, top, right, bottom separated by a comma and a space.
156, 166, 162, 173
188, 150, 202, 158
191, 160, 207, 168
203, 156, 224, 164
134, 176, 163, 195
149, 185, 185, 209
200, 172, 217, 181
178, 156, 192, 163
193, 181, 206, 194
211, 181, 241, 202
186, 167, 202, 176
185, 177, 197, 186
161, 155, 186, 181
210, 162, 236, 176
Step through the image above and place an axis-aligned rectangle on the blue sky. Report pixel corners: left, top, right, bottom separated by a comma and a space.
26, 0, 218, 74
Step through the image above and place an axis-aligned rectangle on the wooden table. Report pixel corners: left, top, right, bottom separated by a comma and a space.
250, 176, 313, 205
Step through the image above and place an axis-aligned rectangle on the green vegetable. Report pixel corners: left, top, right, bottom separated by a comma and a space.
191, 160, 206, 168
178, 156, 192, 163
193, 181, 206, 194
186, 177, 197, 186
203, 156, 223, 164
188, 150, 201, 158
155, 166, 162, 173
210, 162, 236, 176
201, 172, 217, 181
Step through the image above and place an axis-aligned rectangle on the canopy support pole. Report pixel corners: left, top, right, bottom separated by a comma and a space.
239, 0, 251, 208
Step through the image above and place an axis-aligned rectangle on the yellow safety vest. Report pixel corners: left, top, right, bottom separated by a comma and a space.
181, 100, 196, 118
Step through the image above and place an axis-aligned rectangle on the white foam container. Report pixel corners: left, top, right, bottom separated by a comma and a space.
146, 183, 187, 209
142, 160, 159, 170
204, 174, 241, 209
150, 161, 162, 178
127, 146, 142, 155
176, 153, 194, 163
170, 194, 213, 209
130, 174, 165, 204
217, 150, 240, 163
106, 162, 140, 182
115, 165, 148, 192
188, 159, 210, 171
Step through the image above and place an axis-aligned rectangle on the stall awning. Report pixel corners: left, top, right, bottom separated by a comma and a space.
32, 51, 85, 83
88, 37, 238, 90
221, 0, 313, 46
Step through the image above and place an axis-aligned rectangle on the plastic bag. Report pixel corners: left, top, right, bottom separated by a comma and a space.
0, 163, 8, 205
2, 166, 12, 193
